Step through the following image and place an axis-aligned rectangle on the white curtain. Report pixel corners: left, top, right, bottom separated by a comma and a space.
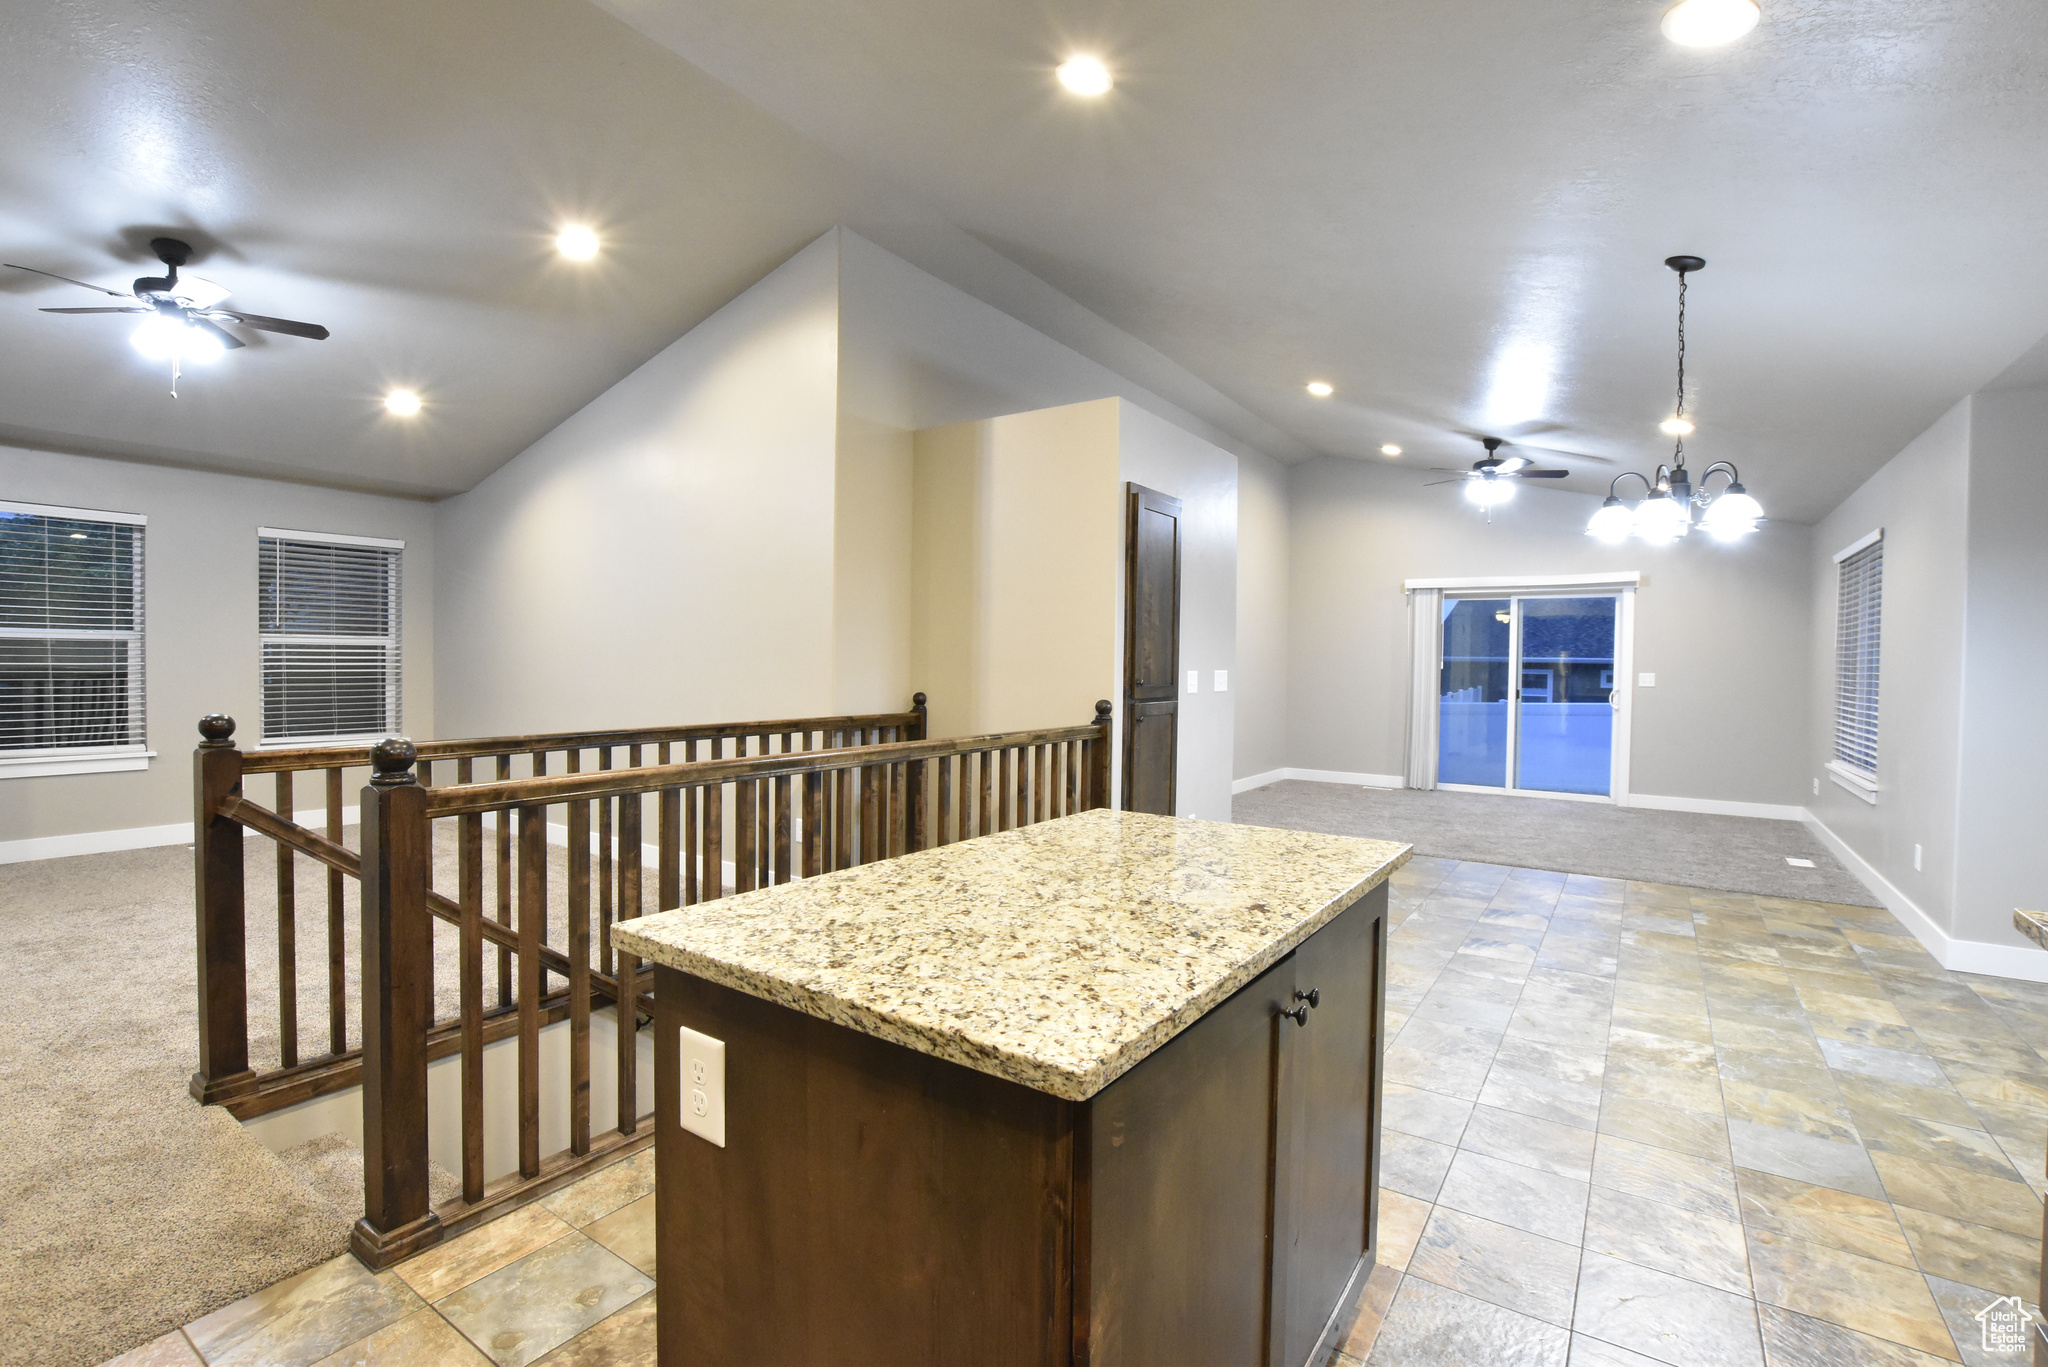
1404, 588, 1443, 789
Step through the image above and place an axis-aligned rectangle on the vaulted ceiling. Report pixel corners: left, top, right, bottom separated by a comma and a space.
6, 0, 2047, 519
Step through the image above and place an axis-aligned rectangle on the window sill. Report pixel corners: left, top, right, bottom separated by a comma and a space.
257, 734, 397, 751
1825, 760, 1878, 805
0, 749, 155, 779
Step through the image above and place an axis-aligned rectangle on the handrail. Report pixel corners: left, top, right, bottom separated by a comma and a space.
346, 699, 1117, 1268
239, 709, 923, 775
418, 723, 1104, 815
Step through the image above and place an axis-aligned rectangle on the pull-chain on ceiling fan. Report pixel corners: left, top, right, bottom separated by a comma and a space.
5, 236, 329, 395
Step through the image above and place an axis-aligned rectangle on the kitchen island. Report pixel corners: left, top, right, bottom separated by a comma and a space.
613, 808, 1408, 1367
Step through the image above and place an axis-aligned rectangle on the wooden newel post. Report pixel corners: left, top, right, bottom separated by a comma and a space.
191, 714, 256, 1105
352, 737, 444, 1270
907, 693, 929, 849
1092, 699, 1114, 810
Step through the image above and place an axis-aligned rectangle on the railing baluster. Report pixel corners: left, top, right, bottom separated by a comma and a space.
494, 755, 512, 1010
860, 759, 881, 865
705, 768, 724, 898
802, 769, 824, 877
327, 765, 347, 1053
458, 758, 484, 1205
568, 789, 592, 1157
598, 748, 613, 978
517, 802, 544, 1179
735, 775, 758, 893
275, 771, 298, 1069
659, 741, 680, 912
617, 754, 642, 1136
682, 740, 698, 906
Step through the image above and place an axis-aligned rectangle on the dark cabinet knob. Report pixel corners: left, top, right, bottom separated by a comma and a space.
1281, 1005, 1310, 1027
1294, 988, 1321, 1010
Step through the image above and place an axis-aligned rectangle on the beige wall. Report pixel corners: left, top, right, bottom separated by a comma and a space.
0, 444, 435, 849
1116, 402, 1237, 821
1233, 448, 1291, 782
1807, 400, 1970, 934
432, 234, 843, 737
910, 401, 1121, 741
1287, 456, 1813, 808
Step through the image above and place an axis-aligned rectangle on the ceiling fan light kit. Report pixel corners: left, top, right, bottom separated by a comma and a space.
5, 235, 330, 397
1585, 255, 1766, 546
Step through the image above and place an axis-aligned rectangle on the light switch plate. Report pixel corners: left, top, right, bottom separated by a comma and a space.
1185, 670, 1199, 694
678, 1025, 726, 1147
1638, 673, 1656, 687
1214, 669, 1229, 692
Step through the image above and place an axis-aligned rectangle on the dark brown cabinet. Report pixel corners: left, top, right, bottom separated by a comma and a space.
653, 884, 1387, 1367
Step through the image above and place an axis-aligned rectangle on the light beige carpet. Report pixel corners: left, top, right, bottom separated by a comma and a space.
0, 825, 561, 1367
0, 844, 351, 1367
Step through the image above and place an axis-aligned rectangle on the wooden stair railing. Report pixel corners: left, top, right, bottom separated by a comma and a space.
190, 700, 930, 1115
349, 700, 1116, 1269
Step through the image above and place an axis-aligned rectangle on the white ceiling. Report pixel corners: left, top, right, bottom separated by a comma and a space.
6, 0, 2048, 519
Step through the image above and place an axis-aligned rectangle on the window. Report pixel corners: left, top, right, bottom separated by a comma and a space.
1830, 530, 1882, 799
259, 529, 402, 745
0, 501, 149, 777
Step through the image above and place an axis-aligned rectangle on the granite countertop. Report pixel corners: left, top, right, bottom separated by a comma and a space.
612, 809, 1408, 1101
2016, 909, 2048, 953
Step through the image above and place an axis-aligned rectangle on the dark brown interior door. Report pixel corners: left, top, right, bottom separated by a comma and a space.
1123, 483, 1182, 816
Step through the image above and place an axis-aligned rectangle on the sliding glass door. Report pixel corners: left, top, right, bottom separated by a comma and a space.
1438, 594, 1619, 797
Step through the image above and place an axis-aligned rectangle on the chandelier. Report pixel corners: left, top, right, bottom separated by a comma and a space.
1587, 256, 1764, 544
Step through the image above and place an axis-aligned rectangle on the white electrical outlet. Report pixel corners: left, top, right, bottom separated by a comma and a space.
1638, 673, 1656, 687
1185, 670, 1199, 694
1914, 844, 1923, 871
1786, 857, 1815, 868
1813, 778, 1820, 796
1214, 669, 1229, 693
678, 1025, 726, 1147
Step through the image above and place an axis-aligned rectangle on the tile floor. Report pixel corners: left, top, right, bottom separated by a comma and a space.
1332, 856, 2046, 1367
101, 1149, 657, 1367
101, 855, 2047, 1367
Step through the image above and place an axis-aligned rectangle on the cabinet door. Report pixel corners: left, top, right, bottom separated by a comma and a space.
1271, 890, 1381, 1367
1084, 955, 1290, 1366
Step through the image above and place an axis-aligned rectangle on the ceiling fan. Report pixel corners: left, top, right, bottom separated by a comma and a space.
5, 236, 329, 394
1428, 437, 1569, 518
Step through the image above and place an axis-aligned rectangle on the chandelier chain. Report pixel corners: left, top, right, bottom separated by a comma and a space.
1672, 267, 1688, 467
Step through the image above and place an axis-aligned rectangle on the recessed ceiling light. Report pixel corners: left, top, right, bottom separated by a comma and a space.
1661, 0, 1760, 46
1660, 416, 1695, 436
1056, 56, 1114, 96
383, 388, 422, 416
1305, 381, 1334, 397
554, 224, 601, 261
1381, 444, 1403, 456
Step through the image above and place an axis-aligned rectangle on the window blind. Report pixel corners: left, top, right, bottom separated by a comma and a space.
0, 505, 146, 754
1833, 537, 1882, 775
259, 533, 401, 744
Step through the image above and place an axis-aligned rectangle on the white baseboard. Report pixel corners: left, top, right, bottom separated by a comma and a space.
0, 821, 194, 864
1619, 792, 1811, 821
1233, 768, 1405, 794
1805, 813, 2048, 984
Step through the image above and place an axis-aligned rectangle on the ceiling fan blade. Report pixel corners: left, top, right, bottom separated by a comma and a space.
1497, 456, 1530, 473
1424, 479, 1472, 487
1426, 467, 1475, 475
207, 309, 328, 340
1514, 469, 1571, 478
38, 306, 150, 314
190, 317, 247, 350
5, 264, 134, 297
